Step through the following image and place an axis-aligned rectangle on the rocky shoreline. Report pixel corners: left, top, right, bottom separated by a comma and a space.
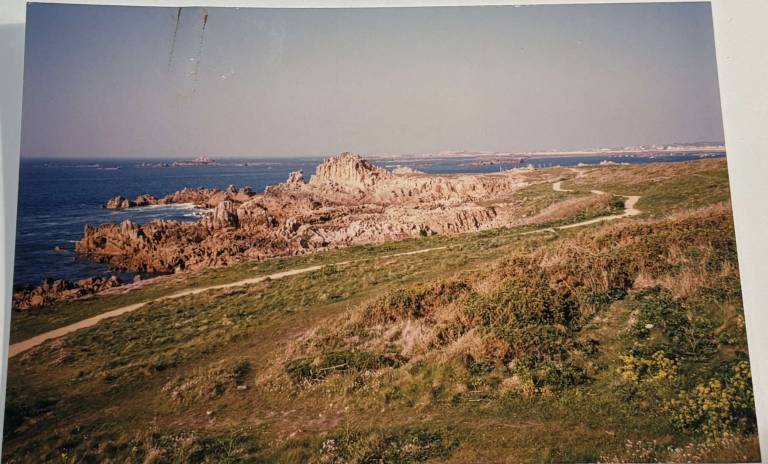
15, 153, 558, 310
12, 276, 123, 310
104, 185, 255, 209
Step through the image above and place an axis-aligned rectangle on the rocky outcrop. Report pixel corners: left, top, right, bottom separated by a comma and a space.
105, 196, 135, 209
104, 186, 255, 209
134, 194, 158, 206
76, 153, 557, 277
287, 170, 305, 184
13, 276, 122, 310
309, 152, 392, 190
201, 201, 239, 230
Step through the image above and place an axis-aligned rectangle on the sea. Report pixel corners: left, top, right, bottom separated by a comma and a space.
12, 152, 723, 288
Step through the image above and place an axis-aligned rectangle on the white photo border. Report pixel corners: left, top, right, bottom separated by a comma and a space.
1, 1, 766, 459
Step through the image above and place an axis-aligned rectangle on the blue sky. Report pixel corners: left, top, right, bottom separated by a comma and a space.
21, 2, 723, 158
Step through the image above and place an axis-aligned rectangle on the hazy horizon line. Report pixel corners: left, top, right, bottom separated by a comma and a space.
21, 140, 727, 160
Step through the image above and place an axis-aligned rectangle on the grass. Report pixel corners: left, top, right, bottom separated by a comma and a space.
5, 231, 549, 461
3, 158, 758, 463
9, 231, 476, 343
510, 181, 576, 213
9, 204, 608, 344
562, 158, 733, 217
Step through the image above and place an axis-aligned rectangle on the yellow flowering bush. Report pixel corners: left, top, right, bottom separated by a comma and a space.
667, 361, 755, 437
617, 351, 677, 384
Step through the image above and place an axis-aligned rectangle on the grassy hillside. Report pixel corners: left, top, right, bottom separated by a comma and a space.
3, 158, 758, 463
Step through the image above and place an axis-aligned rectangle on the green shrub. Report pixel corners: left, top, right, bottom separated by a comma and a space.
529, 360, 587, 391
231, 359, 251, 385
362, 281, 471, 324
629, 288, 717, 360
719, 316, 747, 347
463, 354, 495, 377
667, 361, 756, 437
477, 272, 577, 328
494, 324, 574, 366
617, 351, 677, 384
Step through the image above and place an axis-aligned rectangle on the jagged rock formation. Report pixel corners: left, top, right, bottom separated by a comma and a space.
286, 170, 305, 184
13, 276, 122, 310
76, 153, 556, 276
104, 186, 255, 209
201, 201, 240, 229
310, 152, 392, 189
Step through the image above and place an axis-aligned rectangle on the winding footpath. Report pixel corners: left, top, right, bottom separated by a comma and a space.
8, 178, 642, 358
552, 180, 641, 229
7, 247, 446, 358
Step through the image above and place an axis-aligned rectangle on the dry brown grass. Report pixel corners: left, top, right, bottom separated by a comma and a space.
634, 261, 738, 300
569, 158, 726, 188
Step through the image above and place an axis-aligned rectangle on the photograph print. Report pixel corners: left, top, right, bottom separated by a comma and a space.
3, 2, 759, 462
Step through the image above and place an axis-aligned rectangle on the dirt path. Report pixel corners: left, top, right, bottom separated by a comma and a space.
9, 177, 642, 358
8, 246, 447, 358
552, 180, 570, 192
558, 193, 641, 229
538, 178, 641, 231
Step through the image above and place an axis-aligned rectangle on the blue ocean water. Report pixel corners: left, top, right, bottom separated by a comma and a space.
12, 153, 722, 287
13, 158, 321, 287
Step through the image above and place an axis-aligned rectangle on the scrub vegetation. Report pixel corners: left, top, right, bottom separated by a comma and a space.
3, 159, 758, 463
